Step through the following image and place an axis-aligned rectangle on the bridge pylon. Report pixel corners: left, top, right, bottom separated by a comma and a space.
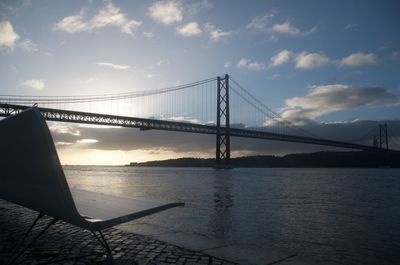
379, 123, 389, 149
215, 74, 231, 168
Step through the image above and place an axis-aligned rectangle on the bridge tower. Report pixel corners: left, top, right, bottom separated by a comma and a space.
215, 74, 231, 168
379, 123, 389, 149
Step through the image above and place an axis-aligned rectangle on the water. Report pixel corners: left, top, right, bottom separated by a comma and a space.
64, 167, 400, 265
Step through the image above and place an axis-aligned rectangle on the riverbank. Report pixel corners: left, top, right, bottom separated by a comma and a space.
127, 151, 400, 168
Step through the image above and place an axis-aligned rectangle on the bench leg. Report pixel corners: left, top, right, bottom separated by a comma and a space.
7, 213, 58, 265
91, 230, 114, 265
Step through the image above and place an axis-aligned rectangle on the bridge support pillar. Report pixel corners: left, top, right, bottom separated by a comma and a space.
379, 124, 389, 150
215, 74, 231, 169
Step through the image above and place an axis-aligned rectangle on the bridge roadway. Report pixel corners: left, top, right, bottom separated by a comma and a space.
0, 103, 386, 152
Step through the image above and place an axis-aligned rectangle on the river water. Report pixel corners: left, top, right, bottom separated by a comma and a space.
64, 167, 400, 265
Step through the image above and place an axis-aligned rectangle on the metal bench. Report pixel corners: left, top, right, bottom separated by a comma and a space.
0, 107, 184, 264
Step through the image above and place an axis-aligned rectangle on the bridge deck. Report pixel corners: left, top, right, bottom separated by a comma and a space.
0, 103, 390, 152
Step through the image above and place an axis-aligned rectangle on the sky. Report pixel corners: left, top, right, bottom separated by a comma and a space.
1, 0, 400, 164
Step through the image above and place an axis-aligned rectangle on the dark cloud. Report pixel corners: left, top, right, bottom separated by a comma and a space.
281, 85, 399, 124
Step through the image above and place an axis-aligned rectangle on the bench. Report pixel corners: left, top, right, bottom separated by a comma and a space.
0, 107, 184, 264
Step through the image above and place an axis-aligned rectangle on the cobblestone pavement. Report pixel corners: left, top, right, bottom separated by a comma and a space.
0, 199, 236, 265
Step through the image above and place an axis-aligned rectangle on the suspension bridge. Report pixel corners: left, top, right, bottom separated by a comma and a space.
0, 74, 398, 167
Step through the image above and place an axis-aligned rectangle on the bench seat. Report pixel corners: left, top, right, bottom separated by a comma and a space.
71, 188, 182, 229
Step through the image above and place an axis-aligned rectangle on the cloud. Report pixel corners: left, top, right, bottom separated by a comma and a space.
21, 79, 45, 90
237, 58, 266, 71
148, 0, 182, 25
186, 0, 213, 17
17, 38, 38, 52
54, 10, 88, 33
50, 123, 80, 136
80, 76, 98, 84
224, 61, 231, 68
343, 23, 357, 31
54, 3, 141, 35
270, 50, 293, 67
205, 23, 232, 41
155, 59, 170, 66
270, 21, 300, 35
143, 31, 154, 38
339, 52, 377, 67
96, 62, 130, 70
145, 73, 160, 78
90, 2, 141, 34
270, 21, 317, 37
294, 51, 330, 69
246, 12, 275, 30
176, 22, 202, 36
0, 20, 20, 49
392, 51, 400, 61
76, 139, 98, 144
246, 12, 316, 41
280, 84, 399, 124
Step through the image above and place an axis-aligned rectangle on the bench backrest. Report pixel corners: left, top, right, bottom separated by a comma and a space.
0, 107, 81, 222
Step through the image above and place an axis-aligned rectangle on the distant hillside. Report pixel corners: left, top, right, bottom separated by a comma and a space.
128, 151, 400, 168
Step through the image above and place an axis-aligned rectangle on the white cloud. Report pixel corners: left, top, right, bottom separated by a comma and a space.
343, 23, 357, 31
148, 0, 182, 25
280, 84, 399, 124
54, 3, 141, 35
21, 79, 45, 90
80, 76, 98, 84
50, 124, 80, 136
55, 141, 74, 147
96, 62, 130, 70
237, 58, 266, 71
295, 52, 330, 69
270, 21, 316, 36
91, 3, 141, 34
54, 9, 89, 33
205, 23, 232, 42
339, 52, 377, 67
246, 12, 275, 30
224, 61, 231, 68
77, 139, 98, 144
155, 59, 170, 66
17, 39, 38, 52
145, 73, 160, 78
143, 31, 154, 38
267, 74, 280, 80
0, 20, 20, 49
270, 50, 293, 67
176, 22, 202, 36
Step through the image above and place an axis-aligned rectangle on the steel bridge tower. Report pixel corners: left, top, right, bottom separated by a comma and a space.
379, 123, 389, 150
215, 74, 231, 168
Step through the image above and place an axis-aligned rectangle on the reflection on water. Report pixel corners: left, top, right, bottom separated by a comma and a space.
65, 167, 400, 265
210, 172, 234, 239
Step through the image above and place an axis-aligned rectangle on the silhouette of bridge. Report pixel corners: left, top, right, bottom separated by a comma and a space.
0, 75, 398, 166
